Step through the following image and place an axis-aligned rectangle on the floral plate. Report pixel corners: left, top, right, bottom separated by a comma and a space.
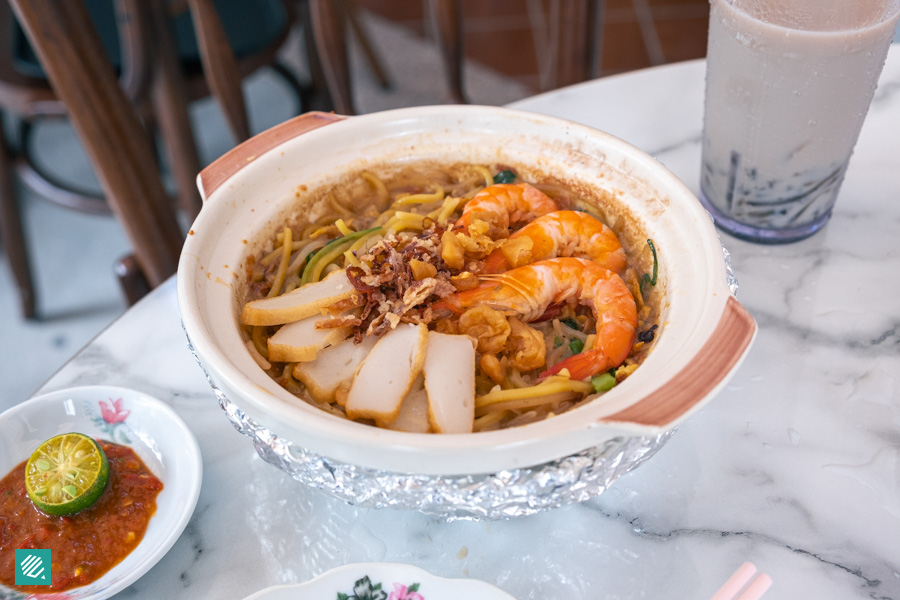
242, 563, 516, 600
0, 385, 203, 599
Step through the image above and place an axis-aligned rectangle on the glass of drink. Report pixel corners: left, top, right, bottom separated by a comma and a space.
700, 0, 900, 243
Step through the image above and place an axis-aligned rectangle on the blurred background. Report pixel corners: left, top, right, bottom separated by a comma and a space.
2, 0, 891, 403
356, 0, 709, 85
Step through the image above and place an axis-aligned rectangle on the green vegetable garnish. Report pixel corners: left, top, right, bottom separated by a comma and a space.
560, 317, 581, 331
569, 339, 585, 355
641, 238, 658, 292
591, 372, 616, 393
554, 336, 563, 348
300, 226, 381, 285
493, 170, 516, 184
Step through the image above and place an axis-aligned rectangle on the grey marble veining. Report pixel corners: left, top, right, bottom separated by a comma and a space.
9, 48, 900, 599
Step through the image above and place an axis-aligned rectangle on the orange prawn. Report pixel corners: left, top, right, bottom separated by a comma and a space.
434, 257, 637, 381
455, 183, 558, 232
483, 210, 628, 275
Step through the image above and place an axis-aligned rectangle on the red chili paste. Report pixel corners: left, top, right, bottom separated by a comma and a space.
0, 440, 163, 592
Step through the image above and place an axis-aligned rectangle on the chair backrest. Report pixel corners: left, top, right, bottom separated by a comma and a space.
0, 0, 154, 116
9, 0, 182, 285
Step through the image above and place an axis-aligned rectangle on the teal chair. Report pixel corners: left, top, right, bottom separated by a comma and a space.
0, 0, 325, 317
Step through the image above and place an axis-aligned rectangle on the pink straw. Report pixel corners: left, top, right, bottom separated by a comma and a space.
736, 573, 773, 600
709, 562, 772, 600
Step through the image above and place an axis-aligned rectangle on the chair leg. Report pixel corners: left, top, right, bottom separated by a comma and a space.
11, 0, 182, 287
308, 0, 355, 115
547, 0, 599, 89
0, 114, 37, 319
148, 0, 203, 222
185, 0, 252, 143
341, 0, 390, 89
114, 253, 151, 306
426, 0, 466, 104
296, 0, 336, 113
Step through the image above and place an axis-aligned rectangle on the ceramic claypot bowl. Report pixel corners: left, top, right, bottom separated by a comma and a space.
178, 106, 756, 477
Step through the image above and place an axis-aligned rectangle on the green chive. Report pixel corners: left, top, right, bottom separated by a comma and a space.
300, 226, 381, 286
492, 170, 516, 184
560, 317, 580, 331
591, 372, 616, 393
641, 238, 658, 292
569, 338, 585, 355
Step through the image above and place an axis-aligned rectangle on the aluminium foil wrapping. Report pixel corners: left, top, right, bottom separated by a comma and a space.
187, 242, 737, 520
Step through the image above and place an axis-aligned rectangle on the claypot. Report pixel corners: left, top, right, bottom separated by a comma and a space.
178, 106, 756, 476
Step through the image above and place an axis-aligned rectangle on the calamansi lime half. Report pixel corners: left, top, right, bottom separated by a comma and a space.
25, 433, 110, 516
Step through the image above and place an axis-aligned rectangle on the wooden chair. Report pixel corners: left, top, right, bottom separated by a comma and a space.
544, 0, 606, 88
0, 0, 320, 318
308, 0, 462, 112
4, 0, 183, 320
308, 0, 604, 114
307, 0, 388, 115
426, 0, 605, 99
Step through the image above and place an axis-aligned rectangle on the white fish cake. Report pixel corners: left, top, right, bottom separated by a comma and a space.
241, 269, 355, 326
345, 323, 428, 426
292, 335, 377, 403
424, 332, 476, 434
267, 313, 352, 363
386, 375, 431, 433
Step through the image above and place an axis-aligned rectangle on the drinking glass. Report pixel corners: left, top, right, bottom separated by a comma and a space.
700, 0, 900, 243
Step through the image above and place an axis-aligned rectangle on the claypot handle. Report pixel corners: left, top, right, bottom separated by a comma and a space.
601, 295, 757, 428
197, 112, 348, 202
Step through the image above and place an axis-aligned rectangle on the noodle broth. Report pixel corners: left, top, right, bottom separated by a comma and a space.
239, 163, 661, 433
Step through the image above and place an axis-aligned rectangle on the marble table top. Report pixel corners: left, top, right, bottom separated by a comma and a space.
16, 47, 900, 599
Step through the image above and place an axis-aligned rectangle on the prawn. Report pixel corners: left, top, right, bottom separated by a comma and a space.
433, 257, 637, 381
483, 210, 628, 275
455, 183, 558, 233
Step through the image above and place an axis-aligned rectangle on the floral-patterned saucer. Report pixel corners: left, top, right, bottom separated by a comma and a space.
243, 563, 516, 600
0, 385, 202, 600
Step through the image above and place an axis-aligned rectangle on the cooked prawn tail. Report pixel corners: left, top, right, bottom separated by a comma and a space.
430, 279, 507, 316
482, 210, 628, 275
428, 299, 458, 319
540, 349, 613, 381
432, 275, 542, 322
447, 279, 511, 307
482, 251, 510, 274
457, 183, 558, 231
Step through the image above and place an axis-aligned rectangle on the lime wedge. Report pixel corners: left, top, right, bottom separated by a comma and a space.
25, 433, 110, 516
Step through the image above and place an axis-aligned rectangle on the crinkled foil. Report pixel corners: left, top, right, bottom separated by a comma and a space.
196, 360, 672, 520
721, 242, 739, 296
184, 242, 736, 521
705, 208, 740, 296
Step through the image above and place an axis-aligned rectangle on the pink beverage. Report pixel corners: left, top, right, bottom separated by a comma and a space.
700, 0, 900, 243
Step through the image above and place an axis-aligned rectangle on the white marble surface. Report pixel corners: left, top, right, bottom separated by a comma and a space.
10, 47, 900, 599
